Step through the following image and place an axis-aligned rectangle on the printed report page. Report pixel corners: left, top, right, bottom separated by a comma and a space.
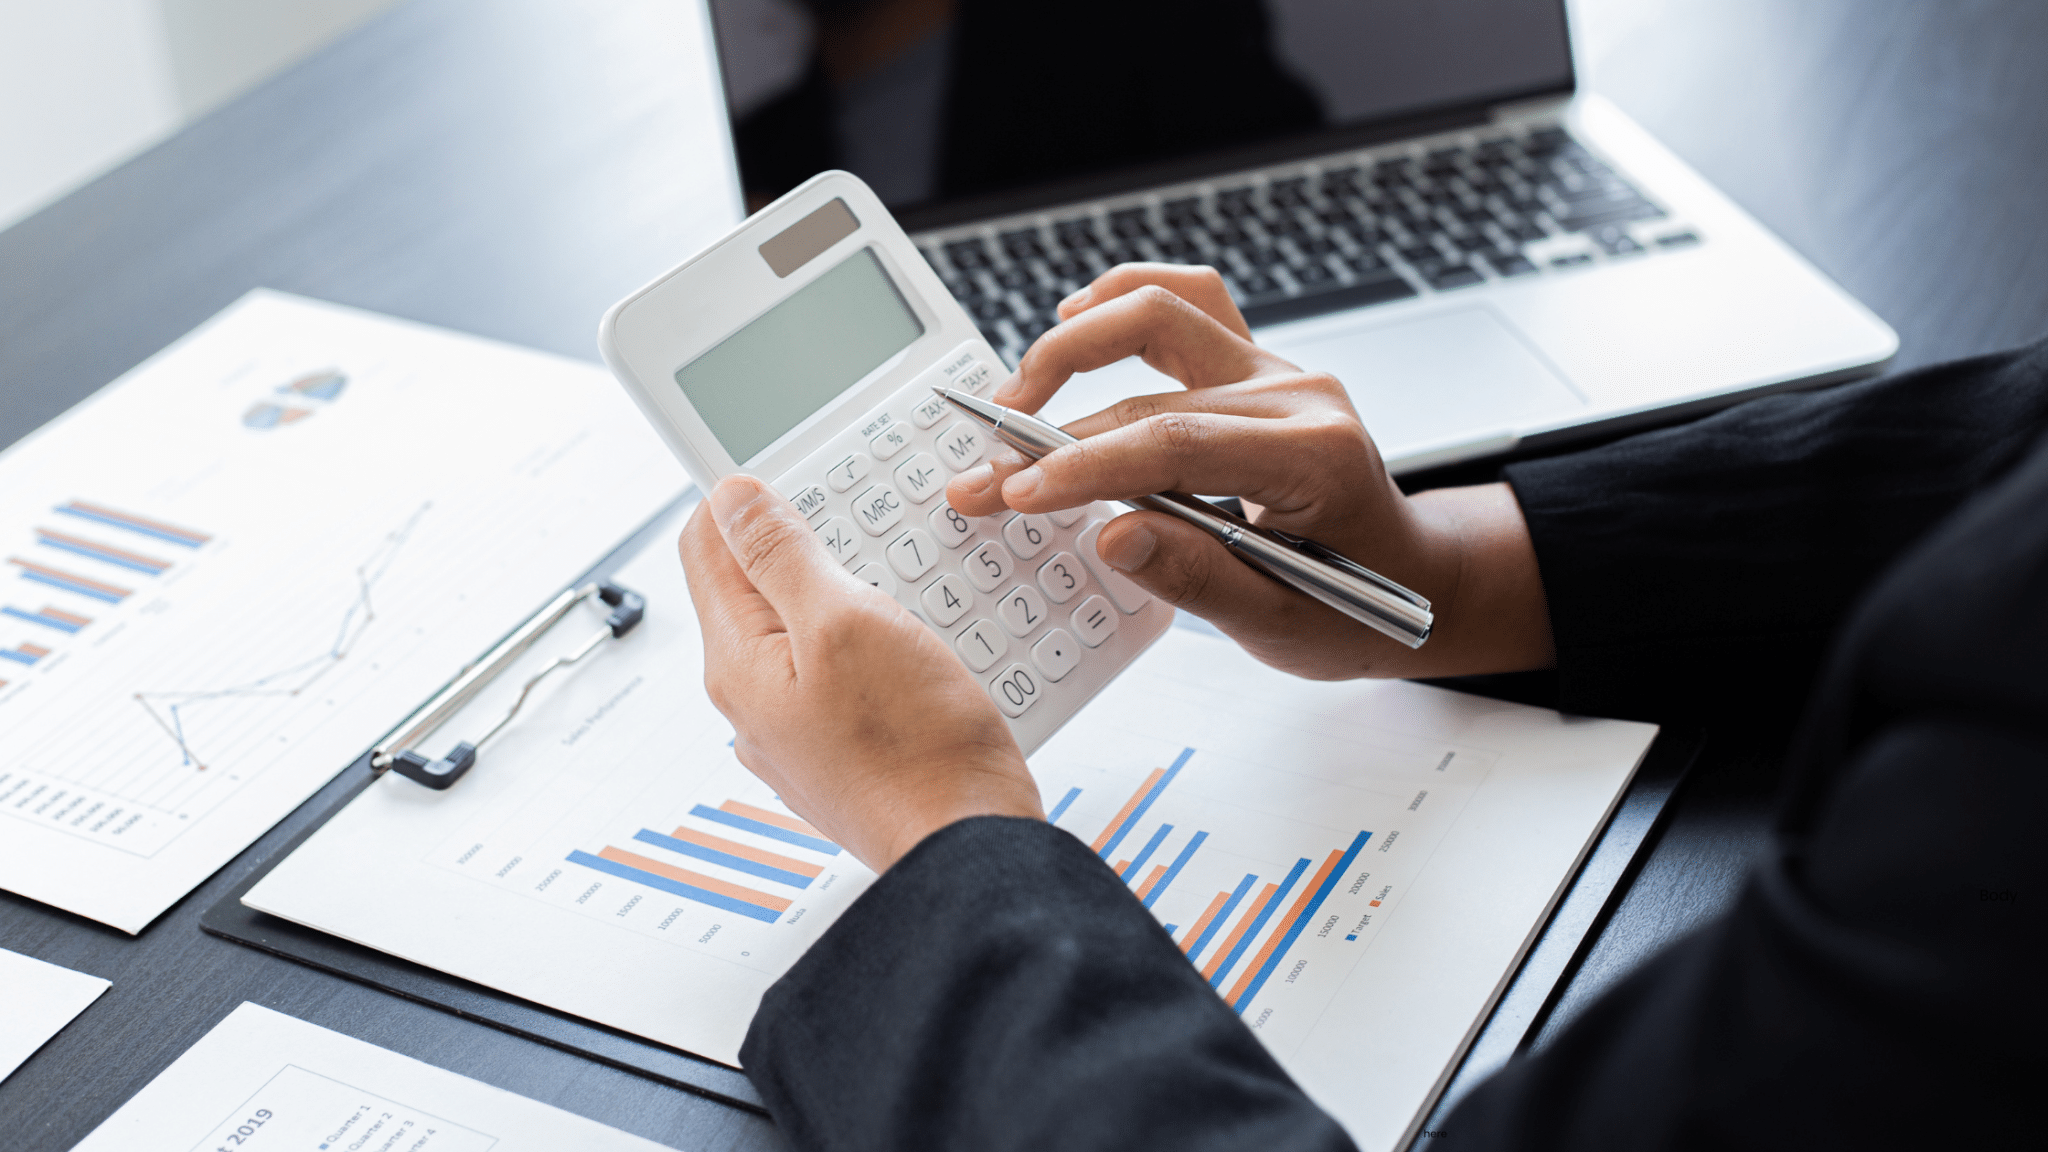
69, 1003, 679, 1151
0, 291, 686, 932
246, 530, 1655, 1150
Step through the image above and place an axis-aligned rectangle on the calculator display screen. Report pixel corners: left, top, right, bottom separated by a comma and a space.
674, 247, 924, 464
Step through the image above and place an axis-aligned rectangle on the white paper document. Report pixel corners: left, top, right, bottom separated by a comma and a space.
246, 528, 1655, 1148
0, 947, 110, 1082
71, 1002, 678, 1151
0, 292, 687, 932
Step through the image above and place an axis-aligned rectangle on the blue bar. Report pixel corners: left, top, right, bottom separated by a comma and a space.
688, 804, 840, 855
53, 505, 203, 547
3, 606, 79, 633
632, 828, 814, 889
1143, 830, 1208, 910
1163, 923, 1179, 937
19, 570, 123, 603
1047, 786, 1082, 823
1208, 856, 1311, 990
0, 649, 39, 666
568, 850, 782, 923
1186, 873, 1257, 964
36, 537, 162, 574
1098, 746, 1196, 861
1119, 823, 1173, 882
1231, 831, 1373, 1014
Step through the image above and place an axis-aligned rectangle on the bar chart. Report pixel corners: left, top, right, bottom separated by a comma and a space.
565, 801, 842, 925
3, 501, 205, 676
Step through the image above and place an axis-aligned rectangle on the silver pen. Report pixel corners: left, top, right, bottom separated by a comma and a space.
936, 387, 1433, 648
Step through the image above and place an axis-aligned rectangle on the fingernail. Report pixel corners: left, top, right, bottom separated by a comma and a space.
1060, 285, 1092, 310
1099, 523, 1157, 572
954, 462, 995, 494
708, 474, 763, 526
992, 373, 1024, 405
1005, 467, 1043, 502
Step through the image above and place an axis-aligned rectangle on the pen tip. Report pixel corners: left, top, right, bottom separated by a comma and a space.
932, 385, 950, 399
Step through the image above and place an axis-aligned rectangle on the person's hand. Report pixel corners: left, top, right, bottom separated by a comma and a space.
678, 475, 1042, 872
945, 263, 1553, 681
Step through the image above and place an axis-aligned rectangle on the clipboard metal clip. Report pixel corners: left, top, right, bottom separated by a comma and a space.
369, 581, 646, 789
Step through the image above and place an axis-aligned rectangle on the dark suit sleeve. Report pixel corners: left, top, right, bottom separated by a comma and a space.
1502, 340, 2048, 727
740, 816, 1355, 1152
1446, 422, 2048, 1149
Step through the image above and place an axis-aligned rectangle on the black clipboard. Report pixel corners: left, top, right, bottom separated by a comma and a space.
199, 497, 1699, 1128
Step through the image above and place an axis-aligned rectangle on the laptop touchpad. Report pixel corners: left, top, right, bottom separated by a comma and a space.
1262, 306, 1585, 456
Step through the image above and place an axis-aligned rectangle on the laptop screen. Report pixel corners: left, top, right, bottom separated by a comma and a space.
709, 0, 1574, 226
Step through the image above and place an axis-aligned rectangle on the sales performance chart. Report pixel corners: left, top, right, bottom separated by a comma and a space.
1030, 672, 1487, 1056
0, 292, 688, 932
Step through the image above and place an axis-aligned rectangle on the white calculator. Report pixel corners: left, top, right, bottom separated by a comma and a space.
599, 171, 1173, 753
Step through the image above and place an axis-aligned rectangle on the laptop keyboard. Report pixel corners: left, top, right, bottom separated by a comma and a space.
921, 126, 1701, 364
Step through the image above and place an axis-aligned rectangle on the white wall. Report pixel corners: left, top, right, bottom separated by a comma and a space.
0, 0, 402, 230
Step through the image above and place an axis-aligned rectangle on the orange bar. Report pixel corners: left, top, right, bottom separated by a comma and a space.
1368, 900, 1381, 907
720, 799, 825, 839
1226, 849, 1343, 1005
598, 846, 792, 912
63, 501, 210, 544
18, 644, 51, 658
1135, 863, 1169, 901
1113, 859, 1131, 875
9, 558, 131, 598
1201, 882, 1279, 981
35, 529, 169, 570
1180, 891, 1232, 955
42, 607, 91, 626
1090, 767, 1165, 853
667, 825, 822, 878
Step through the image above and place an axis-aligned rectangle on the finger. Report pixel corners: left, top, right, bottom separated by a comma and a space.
705, 474, 864, 627
1057, 373, 1353, 442
1002, 407, 1369, 515
1092, 511, 1344, 646
944, 450, 1033, 517
994, 285, 1287, 413
677, 499, 790, 681
1057, 263, 1251, 339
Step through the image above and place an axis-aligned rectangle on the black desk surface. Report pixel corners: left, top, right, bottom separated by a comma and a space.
3, 2, 2045, 1147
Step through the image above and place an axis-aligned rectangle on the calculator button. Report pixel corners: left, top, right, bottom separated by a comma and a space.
815, 517, 860, 565
791, 484, 831, 520
921, 574, 974, 626
996, 583, 1049, 637
826, 453, 872, 492
852, 561, 897, 596
1002, 513, 1053, 559
1031, 629, 1081, 682
1036, 552, 1087, 603
1071, 595, 1119, 646
886, 530, 938, 580
988, 662, 1044, 717
955, 618, 1009, 672
870, 424, 911, 460
849, 484, 907, 536
963, 540, 1011, 592
950, 358, 997, 394
1047, 505, 1090, 528
1075, 519, 1153, 614
929, 503, 975, 548
892, 453, 945, 504
912, 392, 952, 428
935, 421, 987, 472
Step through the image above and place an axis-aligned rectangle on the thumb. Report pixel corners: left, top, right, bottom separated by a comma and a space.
708, 474, 860, 620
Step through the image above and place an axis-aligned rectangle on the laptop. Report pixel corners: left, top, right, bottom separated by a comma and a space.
705, 0, 1896, 472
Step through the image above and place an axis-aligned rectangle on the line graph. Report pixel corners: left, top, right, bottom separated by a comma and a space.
130, 503, 431, 769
